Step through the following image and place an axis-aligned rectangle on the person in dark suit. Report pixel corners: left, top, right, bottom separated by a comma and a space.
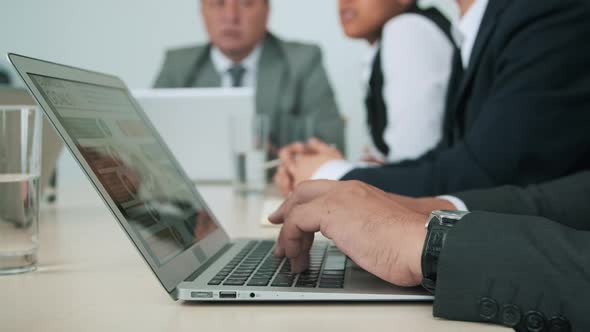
269, 171, 590, 330
154, 0, 345, 151
275, 0, 590, 197
400, 170, 590, 228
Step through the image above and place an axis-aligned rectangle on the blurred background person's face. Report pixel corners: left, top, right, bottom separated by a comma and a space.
338, 0, 412, 44
201, 0, 270, 62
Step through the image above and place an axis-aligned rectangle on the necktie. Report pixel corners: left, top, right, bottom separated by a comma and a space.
443, 48, 466, 145
228, 64, 246, 87
365, 49, 390, 157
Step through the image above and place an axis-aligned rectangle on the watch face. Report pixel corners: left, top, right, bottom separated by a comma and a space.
435, 210, 470, 221
427, 210, 470, 228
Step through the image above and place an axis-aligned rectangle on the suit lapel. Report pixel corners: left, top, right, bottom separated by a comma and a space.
197, 57, 222, 87
184, 45, 222, 87
256, 34, 287, 116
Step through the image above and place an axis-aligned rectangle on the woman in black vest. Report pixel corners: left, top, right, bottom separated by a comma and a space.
274, 0, 457, 195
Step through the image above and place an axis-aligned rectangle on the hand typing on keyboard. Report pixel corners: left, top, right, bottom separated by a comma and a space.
269, 180, 428, 287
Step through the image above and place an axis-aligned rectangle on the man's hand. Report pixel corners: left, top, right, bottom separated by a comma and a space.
286, 138, 344, 184
273, 165, 294, 196
273, 138, 344, 196
269, 180, 428, 287
273, 142, 308, 196
361, 145, 385, 165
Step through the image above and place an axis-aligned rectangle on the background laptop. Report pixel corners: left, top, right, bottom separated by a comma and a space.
133, 88, 254, 182
9, 53, 432, 302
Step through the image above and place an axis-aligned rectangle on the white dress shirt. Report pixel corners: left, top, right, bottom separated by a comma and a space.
312, 1, 457, 181
453, 0, 488, 68
210, 45, 262, 88
437, 195, 469, 211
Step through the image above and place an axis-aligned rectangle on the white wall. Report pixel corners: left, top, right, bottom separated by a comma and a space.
1, 0, 370, 160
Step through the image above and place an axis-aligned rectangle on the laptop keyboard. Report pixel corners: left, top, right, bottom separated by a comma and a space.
207, 241, 347, 288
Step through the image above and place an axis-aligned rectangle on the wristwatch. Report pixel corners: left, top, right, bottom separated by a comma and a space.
421, 210, 470, 293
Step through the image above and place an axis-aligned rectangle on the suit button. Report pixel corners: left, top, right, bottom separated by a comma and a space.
548, 316, 571, 332
525, 311, 546, 332
478, 297, 499, 321
500, 304, 522, 327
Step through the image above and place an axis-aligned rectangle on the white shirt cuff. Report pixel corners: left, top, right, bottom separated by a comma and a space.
311, 160, 358, 181
437, 195, 469, 211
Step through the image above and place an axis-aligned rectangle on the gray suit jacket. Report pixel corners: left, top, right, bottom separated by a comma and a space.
434, 171, 590, 330
154, 33, 345, 152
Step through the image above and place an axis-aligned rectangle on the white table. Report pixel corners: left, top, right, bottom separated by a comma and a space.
0, 184, 507, 332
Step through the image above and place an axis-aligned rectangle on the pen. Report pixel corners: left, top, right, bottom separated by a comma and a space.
263, 142, 334, 170
263, 159, 281, 170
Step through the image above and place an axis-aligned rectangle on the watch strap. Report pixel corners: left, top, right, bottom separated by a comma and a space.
421, 211, 469, 293
421, 222, 452, 293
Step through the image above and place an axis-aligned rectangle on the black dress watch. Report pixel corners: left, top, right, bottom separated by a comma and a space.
421, 210, 470, 293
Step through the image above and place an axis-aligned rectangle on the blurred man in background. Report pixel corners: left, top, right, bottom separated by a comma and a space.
154, 0, 345, 152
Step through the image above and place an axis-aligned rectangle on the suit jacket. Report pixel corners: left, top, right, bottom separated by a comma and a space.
154, 33, 345, 152
433, 172, 590, 330
342, 0, 590, 197
454, 171, 590, 230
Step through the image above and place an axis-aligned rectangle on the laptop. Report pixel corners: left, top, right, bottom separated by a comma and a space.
9, 53, 432, 302
133, 88, 254, 182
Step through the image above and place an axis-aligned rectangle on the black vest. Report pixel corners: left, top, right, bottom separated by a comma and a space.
365, 5, 455, 157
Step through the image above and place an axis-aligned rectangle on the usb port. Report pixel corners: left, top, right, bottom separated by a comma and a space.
219, 291, 237, 299
191, 291, 213, 298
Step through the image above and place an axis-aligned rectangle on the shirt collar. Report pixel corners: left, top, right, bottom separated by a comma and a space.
452, 0, 489, 68
417, 0, 461, 24
210, 43, 263, 74
361, 41, 380, 86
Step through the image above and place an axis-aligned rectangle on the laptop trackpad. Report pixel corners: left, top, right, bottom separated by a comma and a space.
345, 260, 416, 294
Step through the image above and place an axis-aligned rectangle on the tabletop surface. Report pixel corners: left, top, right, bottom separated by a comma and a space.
0, 184, 507, 332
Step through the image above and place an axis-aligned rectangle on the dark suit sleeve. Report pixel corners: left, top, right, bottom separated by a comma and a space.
453, 171, 590, 230
297, 46, 346, 153
342, 1, 590, 197
433, 212, 590, 330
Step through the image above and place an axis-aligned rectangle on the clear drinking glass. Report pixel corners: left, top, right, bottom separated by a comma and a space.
230, 113, 270, 193
0, 106, 42, 274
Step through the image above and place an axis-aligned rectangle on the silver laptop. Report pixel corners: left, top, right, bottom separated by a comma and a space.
133, 88, 254, 182
9, 53, 432, 302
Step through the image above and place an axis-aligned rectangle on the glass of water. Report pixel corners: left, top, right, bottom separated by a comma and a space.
230, 113, 270, 193
0, 106, 42, 274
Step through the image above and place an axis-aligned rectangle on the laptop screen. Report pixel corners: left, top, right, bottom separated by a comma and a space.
28, 73, 220, 267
